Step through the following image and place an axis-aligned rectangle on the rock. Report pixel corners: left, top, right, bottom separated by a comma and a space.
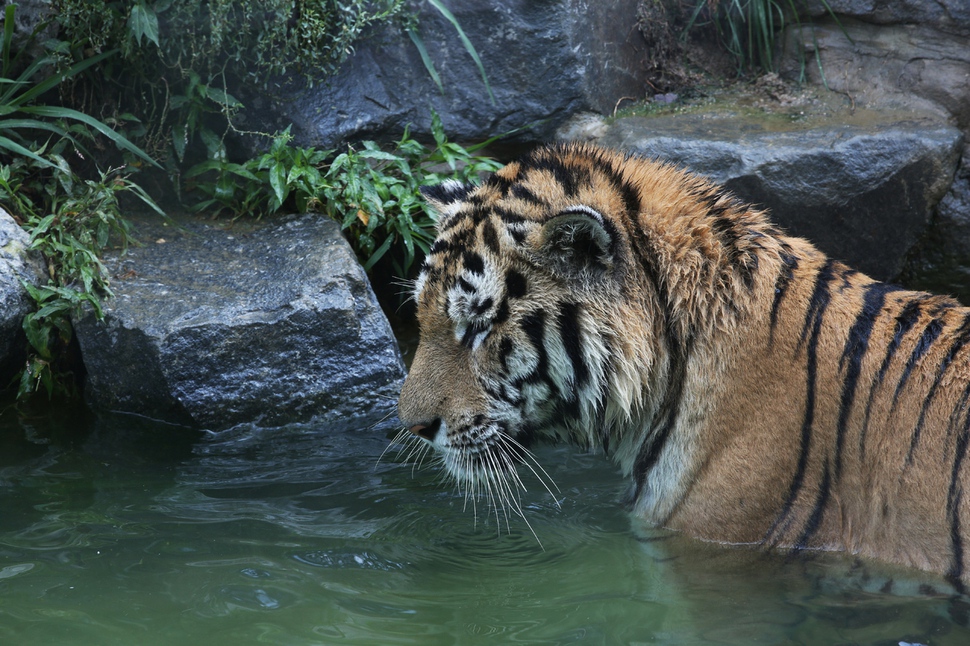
0, 206, 48, 388
3, 0, 56, 59
595, 111, 962, 281
902, 147, 970, 303
782, 12, 970, 133
778, 1, 970, 297
238, 0, 649, 149
72, 212, 405, 431
800, 0, 970, 36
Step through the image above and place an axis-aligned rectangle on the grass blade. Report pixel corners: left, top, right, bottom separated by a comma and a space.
0, 134, 56, 167
21, 105, 159, 168
426, 0, 495, 105
408, 28, 443, 94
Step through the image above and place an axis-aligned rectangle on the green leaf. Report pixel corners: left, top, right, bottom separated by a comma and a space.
204, 85, 242, 108
128, 2, 160, 47
0, 134, 57, 168
22, 314, 51, 358
407, 28, 443, 94
269, 162, 287, 205
425, 0, 495, 104
172, 122, 187, 162
21, 105, 159, 168
363, 234, 395, 272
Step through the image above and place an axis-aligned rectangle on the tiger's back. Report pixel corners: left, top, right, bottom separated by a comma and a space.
397, 143, 970, 586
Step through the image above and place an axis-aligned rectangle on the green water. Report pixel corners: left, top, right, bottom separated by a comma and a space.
1, 410, 968, 645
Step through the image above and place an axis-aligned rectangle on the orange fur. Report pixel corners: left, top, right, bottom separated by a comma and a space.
398, 143, 970, 586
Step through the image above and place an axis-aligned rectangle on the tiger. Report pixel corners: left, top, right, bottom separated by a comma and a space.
396, 142, 970, 588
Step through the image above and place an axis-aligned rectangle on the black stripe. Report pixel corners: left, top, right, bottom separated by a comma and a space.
520, 310, 552, 391
890, 316, 945, 412
495, 208, 528, 244
495, 206, 526, 226
429, 239, 451, 255
459, 321, 488, 349
739, 247, 759, 292
462, 251, 485, 276
770, 251, 798, 343
834, 282, 902, 477
767, 259, 835, 544
908, 314, 970, 465
505, 269, 527, 299
588, 152, 641, 218
631, 351, 688, 517
497, 336, 514, 374
470, 297, 493, 317
485, 171, 514, 197
798, 260, 837, 349
859, 298, 924, 457
511, 183, 547, 206
421, 181, 472, 205
557, 302, 589, 390
492, 298, 510, 326
946, 417, 970, 594
522, 155, 588, 197
481, 219, 500, 254
794, 461, 831, 550
711, 215, 739, 249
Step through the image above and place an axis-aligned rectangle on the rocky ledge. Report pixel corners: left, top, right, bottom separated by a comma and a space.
563, 103, 964, 286
71, 212, 405, 432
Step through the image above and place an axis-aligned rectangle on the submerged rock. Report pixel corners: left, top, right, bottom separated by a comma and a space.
0, 206, 47, 386
593, 110, 962, 281
72, 213, 405, 431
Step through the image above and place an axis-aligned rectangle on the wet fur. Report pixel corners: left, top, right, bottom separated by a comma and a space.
397, 143, 970, 587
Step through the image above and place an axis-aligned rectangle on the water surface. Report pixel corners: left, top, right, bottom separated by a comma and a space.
0, 408, 967, 645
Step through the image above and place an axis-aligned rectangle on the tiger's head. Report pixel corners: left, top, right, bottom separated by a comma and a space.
397, 143, 764, 505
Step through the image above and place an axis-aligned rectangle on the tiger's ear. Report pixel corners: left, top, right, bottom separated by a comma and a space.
538, 206, 616, 279
420, 180, 474, 227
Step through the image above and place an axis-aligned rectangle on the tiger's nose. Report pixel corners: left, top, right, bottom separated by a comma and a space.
409, 418, 442, 441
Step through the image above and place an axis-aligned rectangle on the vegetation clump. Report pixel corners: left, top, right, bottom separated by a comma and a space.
1, 1, 499, 401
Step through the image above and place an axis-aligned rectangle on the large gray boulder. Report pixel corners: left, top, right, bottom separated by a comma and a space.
241, 0, 648, 149
72, 212, 405, 431
593, 111, 962, 281
0, 206, 47, 387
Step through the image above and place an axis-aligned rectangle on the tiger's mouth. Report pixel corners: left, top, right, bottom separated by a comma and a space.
409, 418, 524, 482
397, 417, 560, 532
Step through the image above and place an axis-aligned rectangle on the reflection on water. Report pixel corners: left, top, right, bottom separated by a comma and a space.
0, 408, 968, 645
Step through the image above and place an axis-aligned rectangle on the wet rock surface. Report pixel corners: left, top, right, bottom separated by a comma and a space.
240, 0, 648, 149
593, 109, 962, 282
72, 212, 405, 431
0, 206, 47, 386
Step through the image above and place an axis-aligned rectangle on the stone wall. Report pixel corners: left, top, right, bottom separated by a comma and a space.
239, 0, 650, 149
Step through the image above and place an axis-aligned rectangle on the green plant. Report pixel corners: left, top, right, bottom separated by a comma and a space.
0, 5, 163, 399
0, 5, 157, 170
685, 0, 847, 79
1, 153, 163, 398
184, 112, 502, 277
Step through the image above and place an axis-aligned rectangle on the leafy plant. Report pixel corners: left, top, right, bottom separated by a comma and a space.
185, 112, 502, 277
0, 4, 157, 170
1, 151, 164, 398
685, 0, 847, 79
0, 5, 163, 399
